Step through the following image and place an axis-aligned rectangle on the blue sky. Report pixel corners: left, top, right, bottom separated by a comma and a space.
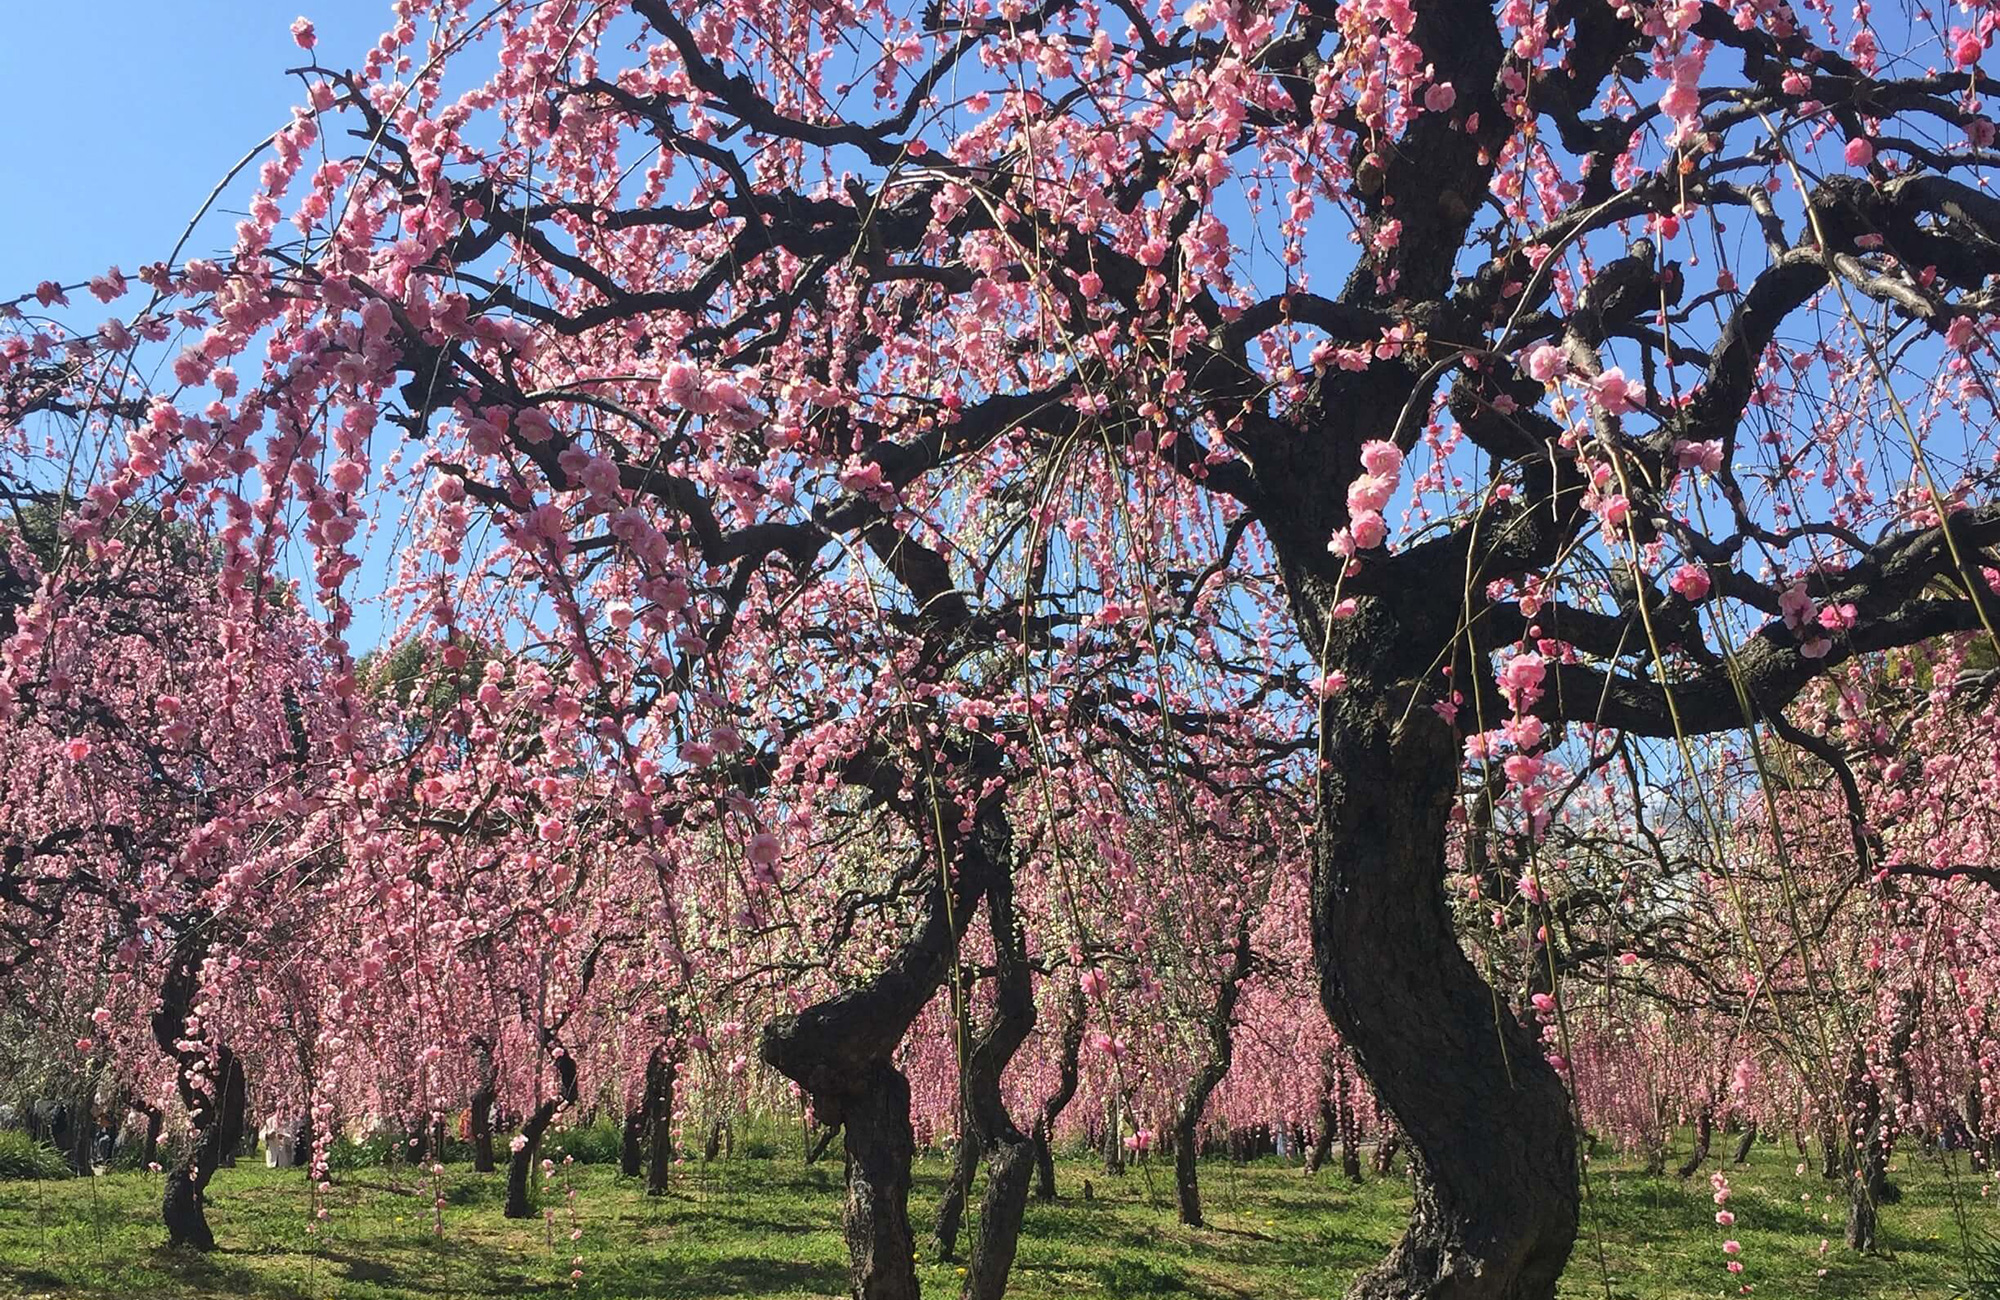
0, 2, 396, 297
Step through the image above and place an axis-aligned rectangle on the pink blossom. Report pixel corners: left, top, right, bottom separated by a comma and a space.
1590, 367, 1645, 415
1349, 510, 1387, 549
1423, 82, 1457, 113
1524, 344, 1564, 382
291, 16, 316, 48
1844, 136, 1875, 168
1360, 439, 1404, 478
1669, 564, 1711, 602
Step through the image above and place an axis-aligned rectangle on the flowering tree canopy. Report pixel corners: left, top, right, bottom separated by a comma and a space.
6, 0, 2000, 1296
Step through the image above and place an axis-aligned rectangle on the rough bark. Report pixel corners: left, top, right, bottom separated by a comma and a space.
1675, 1106, 1713, 1180
1033, 983, 1086, 1201
620, 1105, 646, 1178
1336, 1060, 1365, 1184
1730, 1123, 1758, 1165
760, 797, 1010, 1300
1306, 696, 1578, 1300
645, 1045, 677, 1196
504, 1048, 578, 1220
1173, 922, 1254, 1227
151, 941, 231, 1251
132, 1097, 163, 1168
957, 855, 1037, 1300
1845, 989, 1922, 1252
214, 1057, 247, 1170
932, 1129, 978, 1263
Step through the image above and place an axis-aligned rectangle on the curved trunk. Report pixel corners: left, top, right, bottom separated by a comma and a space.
151, 937, 231, 1251
957, 857, 1036, 1300
1845, 988, 1922, 1252
1032, 984, 1086, 1201
132, 1097, 163, 1168
1730, 1123, 1757, 1165
216, 1057, 247, 1169
1675, 1106, 1713, 1180
761, 798, 1009, 1300
1306, 1051, 1338, 1176
1174, 923, 1253, 1228
1312, 703, 1577, 1300
504, 1051, 578, 1220
931, 1130, 977, 1263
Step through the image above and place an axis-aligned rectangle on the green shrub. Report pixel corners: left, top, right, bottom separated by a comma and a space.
0, 1130, 70, 1180
546, 1116, 623, 1165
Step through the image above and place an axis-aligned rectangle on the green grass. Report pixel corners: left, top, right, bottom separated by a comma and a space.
0, 1136, 1991, 1298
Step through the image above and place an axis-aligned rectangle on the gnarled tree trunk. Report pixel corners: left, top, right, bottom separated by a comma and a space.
957, 854, 1037, 1300
1033, 983, 1086, 1201
761, 797, 1009, 1300
1845, 988, 1922, 1252
1173, 923, 1253, 1227
151, 940, 231, 1251
1676, 1106, 1713, 1180
620, 1104, 646, 1178
1309, 700, 1577, 1299
504, 1048, 578, 1220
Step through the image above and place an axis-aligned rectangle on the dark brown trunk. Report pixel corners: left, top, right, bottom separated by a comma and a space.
1306, 1096, 1335, 1176
1174, 923, 1253, 1227
151, 937, 231, 1251
645, 1047, 677, 1196
216, 1054, 247, 1168
760, 796, 1010, 1300
1730, 1123, 1757, 1165
1337, 1060, 1364, 1183
470, 1034, 498, 1173
620, 1105, 646, 1178
932, 1130, 977, 1263
133, 1098, 163, 1168
1845, 989, 1922, 1252
1675, 1107, 1713, 1179
956, 857, 1036, 1300
504, 1050, 577, 1220
1310, 701, 1577, 1299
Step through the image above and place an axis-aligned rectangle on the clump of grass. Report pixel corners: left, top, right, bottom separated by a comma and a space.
0, 1130, 68, 1181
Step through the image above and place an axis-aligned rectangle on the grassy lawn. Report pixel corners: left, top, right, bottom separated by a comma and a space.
0, 1136, 1992, 1298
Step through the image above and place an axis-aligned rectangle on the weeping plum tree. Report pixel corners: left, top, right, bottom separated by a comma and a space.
9, 0, 2000, 1294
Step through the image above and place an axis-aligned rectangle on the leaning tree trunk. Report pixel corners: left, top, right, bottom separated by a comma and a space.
469, 1034, 498, 1173
1675, 1105, 1713, 1180
1730, 1123, 1757, 1165
132, 1097, 164, 1168
1174, 923, 1254, 1228
1309, 697, 1578, 1299
932, 1125, 979, 1263
760, 796, 1008, 1300
504, 1050, 578, 1220
646, 1044, 678, 1196
1033, 983, 1086, 1201
932, 984, 981, 1262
